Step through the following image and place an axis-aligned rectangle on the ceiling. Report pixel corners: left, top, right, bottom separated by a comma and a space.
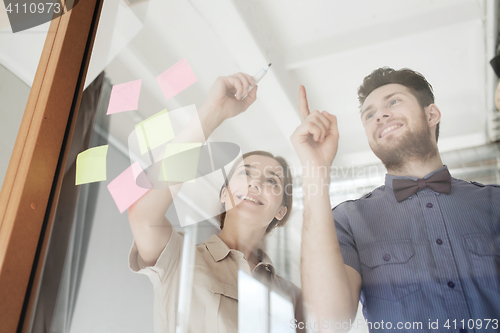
1, 0, 497, 172
87, 0, 498, 173
1, 0, 498, 209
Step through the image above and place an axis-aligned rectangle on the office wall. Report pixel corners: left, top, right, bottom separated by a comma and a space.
68, 144, 154, 333
68, 141, 219, 333
0, 64, 30, 189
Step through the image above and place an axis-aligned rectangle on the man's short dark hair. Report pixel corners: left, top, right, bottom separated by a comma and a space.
358, 67, 439, 142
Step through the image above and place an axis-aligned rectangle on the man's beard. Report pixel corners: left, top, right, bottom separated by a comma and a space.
371, 118, 438, 171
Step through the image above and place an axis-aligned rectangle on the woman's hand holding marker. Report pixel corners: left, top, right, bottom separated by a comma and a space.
202, 72, 258, 126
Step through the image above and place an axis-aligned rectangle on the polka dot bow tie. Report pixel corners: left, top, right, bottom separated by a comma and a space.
392, 168, 451, 202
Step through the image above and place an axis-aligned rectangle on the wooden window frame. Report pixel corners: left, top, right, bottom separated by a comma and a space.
0, 1, 104, 332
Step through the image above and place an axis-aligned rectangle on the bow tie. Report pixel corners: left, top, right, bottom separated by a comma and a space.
392, 168, 451, 202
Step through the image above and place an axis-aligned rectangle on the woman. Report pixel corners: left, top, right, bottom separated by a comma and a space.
127, 73, 304, 333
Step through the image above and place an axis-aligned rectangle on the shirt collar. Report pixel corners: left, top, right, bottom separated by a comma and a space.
384, 165, 449, 190
255, 248, 276, 276
204, 234, 231, 262
204, 234, 276, 276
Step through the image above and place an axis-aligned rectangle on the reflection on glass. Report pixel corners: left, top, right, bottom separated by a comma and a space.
238, 270, 269, 333
270, 290, 295, 333
238, 271, 297, 333
176, 221, 197, 333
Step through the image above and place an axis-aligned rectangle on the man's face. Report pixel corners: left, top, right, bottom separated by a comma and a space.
360, 84, 436, 168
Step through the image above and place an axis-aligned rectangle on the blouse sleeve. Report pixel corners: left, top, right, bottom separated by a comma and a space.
128, 228, 184, 287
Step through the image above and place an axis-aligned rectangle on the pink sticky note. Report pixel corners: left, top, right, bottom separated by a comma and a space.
106, 79, 142, 115
156, 58, 198, 101
107, 162, 151, 213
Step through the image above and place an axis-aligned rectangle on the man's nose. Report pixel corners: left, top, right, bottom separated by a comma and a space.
376, 109, 391, 122
376, 114, 390, 122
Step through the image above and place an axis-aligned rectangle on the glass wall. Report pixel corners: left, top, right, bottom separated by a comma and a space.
30, 1, 500, 332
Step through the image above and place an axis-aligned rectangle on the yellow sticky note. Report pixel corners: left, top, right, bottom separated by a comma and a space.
135, 109, 175, 155
76, 145, 109, 185
160, 143, 202, 183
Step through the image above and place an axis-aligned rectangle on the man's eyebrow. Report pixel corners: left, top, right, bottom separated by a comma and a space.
360, 104, 373, 116
384, 92, 404, 101
360, 92, 405, 115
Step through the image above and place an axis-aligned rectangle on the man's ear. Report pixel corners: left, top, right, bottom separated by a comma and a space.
425, 104, 441, 127
274, 206, 287, 221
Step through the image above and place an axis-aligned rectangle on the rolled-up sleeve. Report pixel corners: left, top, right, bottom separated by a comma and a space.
333, 204, 361, 275
128, 229, 184, 286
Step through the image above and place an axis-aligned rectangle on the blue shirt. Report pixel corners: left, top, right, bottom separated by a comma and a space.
333, 166, 500, 332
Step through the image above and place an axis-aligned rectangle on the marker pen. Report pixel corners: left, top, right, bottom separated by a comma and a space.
241, 63, 271, 100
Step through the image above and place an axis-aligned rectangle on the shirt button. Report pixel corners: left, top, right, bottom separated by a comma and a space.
383, 254, 391, 261
436, 239, 443, 245
447, 281, 455, 288
426, 202, 433, 208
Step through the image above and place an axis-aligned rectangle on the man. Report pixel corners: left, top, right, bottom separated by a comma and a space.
291, 67, 500, 332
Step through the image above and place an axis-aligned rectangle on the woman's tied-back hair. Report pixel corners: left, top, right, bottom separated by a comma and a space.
218, 151, 293, 235
357, 67, 439, 142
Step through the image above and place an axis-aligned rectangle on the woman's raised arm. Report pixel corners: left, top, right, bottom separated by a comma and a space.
128, 73, 258, 266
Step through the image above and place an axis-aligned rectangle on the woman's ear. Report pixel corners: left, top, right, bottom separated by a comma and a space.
274, 206, 287, 221
220, 187, 227, 204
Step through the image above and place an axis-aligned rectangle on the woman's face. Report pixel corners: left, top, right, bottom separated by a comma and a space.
221, 155, 287, 227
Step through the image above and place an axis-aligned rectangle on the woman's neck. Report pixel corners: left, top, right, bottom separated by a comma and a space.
217, 221, 266, 270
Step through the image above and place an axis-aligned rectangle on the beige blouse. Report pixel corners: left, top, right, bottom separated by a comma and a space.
129, 229, 304, 333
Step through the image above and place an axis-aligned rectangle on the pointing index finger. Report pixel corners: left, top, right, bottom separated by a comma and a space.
299, 85, 310, 122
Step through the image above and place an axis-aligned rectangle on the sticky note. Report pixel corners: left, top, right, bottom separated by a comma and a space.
135, 109, 175, 155
159, 143, 202, 183
75, 145, 109, 185
107, 162, 152, 213
170, 143, 245, 227
106, 79, 142, 115
156, 58, 197, 101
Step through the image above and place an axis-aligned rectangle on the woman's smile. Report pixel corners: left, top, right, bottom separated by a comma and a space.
237, 194, 263, 205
